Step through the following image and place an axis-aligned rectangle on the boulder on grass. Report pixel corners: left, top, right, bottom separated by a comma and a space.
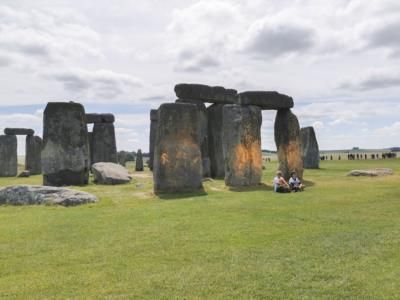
17, 170, 30, 177
92, 162, 132, 185
347, 168, 394, 177
0, 185, 98, 206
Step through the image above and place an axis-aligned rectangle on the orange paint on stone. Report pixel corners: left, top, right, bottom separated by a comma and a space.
160, 153, 169, 165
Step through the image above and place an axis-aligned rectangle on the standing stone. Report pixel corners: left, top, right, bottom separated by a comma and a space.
176, 99, 210, 177
274, 109, 304, 181
25, 135, 43, 175
135, 149, 144, 171
153, 103, 203, 193
149, 109, 158, 171
0, 135, 17, 177
92, 123, 117, 164
222, 105, 262, 187
301, 127, 320, 169
42, 102, 90, 186
207, 104, 225, 178
117, 151, 128, 166
88, 131, 93, 165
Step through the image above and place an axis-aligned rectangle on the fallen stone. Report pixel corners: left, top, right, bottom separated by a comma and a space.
17, 170, 30, 177
347, 168, 394, 177
42, 102, 90, 186
91, 123, 118, 164
274, 109, 304, 181
236, 91, 294, 110
149, 109, 158, 171
175, 83, 237, 104
176, 99, 211, 177
207, 104, 225, 179
223, 105, 263, 187
85, 113, 115, 124
0, 135, 17, 177
153, 103, 203, 193
300, 127, 319, 169
25, 135, 43, 175
4, 128, 34, 136
135, 149, 144, 171
92, 162, 132, 185
0, 185, 97, 206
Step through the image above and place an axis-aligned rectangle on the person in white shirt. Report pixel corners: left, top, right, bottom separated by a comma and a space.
288, 171, 305, 192
273, 170, 291, 193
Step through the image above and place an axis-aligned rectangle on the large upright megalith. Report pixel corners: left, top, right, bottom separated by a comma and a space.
153, 103, 203, 193
135, 149, 144, 171
274, 109, 304, 180
149, 109, 158, 171
301, 126, 320, 169
25, 135, 43, 175
92, 122, 117, 164
207, 104, 225, 178
222, 105, 262, 187
0, 135, 17, 177
42, 102, 90, 186
176, 99, 210, 177
174, 84, 238, 179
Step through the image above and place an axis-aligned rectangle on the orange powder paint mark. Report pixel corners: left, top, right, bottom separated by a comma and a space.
161, 152, 169, 165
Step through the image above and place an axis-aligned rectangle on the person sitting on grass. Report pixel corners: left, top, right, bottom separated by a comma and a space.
273, 170, 291, 193
289, 171, 305, 192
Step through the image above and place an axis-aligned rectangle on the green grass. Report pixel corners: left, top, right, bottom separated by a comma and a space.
0, 159, 399, 299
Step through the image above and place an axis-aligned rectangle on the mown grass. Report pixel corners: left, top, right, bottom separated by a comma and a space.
0, 159, 399, 299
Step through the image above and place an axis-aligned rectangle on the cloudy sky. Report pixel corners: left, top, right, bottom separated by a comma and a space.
0, 0, 399, 153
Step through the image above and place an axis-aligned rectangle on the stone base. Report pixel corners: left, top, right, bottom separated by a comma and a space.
43, 170, 89, 186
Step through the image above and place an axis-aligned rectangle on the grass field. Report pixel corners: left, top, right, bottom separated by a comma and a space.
0, 159, 399, 299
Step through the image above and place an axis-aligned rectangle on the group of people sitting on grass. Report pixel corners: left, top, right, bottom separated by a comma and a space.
273, 171, 305, 193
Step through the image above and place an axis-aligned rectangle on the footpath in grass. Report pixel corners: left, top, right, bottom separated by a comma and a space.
0, 159, 399, 298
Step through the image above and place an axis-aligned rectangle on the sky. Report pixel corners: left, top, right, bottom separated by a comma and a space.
0, 0, 399, 154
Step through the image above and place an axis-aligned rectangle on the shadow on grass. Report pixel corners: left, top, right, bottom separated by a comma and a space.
228, 183, 274, 192
303, 180, 316, 187
156, 189, 208, 200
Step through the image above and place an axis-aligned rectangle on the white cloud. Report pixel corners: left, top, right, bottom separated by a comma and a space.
0, 5, 102, 69
44, 68, 144, 100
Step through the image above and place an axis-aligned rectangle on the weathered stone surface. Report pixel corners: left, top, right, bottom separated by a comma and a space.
85, 113, 115, 124
117, 151, 128, 166
0, 135, 17, 177
25, 135, 43, 175
207, 104, 225, 178
347, 168, 394, 177
42, 102, 90, 186
300, 127, 319, 169
236, 91, 294, 110
0, 185, 97, 206
149, 109, 158, 171
92, 123, 117, 164
17, 170, 30, 177
222, 105, 262, 186
176, 99, 210, 177
4, 128, 34, 136
135, 149, 144, 171
88, 131, 93, 164
175, 83, 237, 104
153, 103, 203, 193
274, 109, 304, 181
92, 162, 132, 184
